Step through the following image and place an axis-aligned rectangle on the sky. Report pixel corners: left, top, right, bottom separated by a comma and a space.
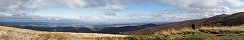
0, 0, 244, 24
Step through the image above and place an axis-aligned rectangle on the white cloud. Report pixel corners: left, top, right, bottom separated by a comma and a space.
101, 4, 124, 16
145, 0, 244, 21
0, 0, 244, 23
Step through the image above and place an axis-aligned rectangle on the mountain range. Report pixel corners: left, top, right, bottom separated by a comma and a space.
122, 12, 244, 34
0, 22, 160, 34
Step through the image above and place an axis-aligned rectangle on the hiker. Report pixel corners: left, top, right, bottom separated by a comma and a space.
191, 24, 196, 30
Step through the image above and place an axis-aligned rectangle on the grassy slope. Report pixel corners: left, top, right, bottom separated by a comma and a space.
1, 25, 244, 40
141, 24, 244, 40
0, 26, 127, 40
123, 12, 244, 35
115, 24, 244, 40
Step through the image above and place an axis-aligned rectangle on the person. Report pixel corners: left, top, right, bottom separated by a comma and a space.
191, 24, 196, 30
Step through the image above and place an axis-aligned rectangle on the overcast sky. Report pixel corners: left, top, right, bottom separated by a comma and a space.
0, 0, 244, 24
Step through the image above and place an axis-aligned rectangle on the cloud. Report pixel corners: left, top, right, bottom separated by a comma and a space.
0, 0, 104, 13
0, 0, 127, 16
0, 0, 27, 13
0, 13, 82, 23
0, 0, 243, 14
0, 0, 244, 23
101, 4, 124, 16
144, 0, 244, 21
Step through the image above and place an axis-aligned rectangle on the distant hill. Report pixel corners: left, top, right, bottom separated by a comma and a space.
19, 26, 94, 33
122, 12, 244, 34
0, 22, 159, 34
97, 23, 158, 34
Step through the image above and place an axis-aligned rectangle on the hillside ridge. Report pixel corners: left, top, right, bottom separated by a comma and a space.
122, 12, 244, 34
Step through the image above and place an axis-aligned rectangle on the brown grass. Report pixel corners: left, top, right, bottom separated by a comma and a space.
1, 24, 244, 40
153, 24, 244, 40
0, 26, 127, 40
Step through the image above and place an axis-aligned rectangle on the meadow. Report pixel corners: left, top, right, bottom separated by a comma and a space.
1, 25, 244, 40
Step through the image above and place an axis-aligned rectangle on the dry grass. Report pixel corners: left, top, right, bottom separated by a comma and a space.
130, 28, 211, 40
199, 25, 244, 34
0, 26, 127, 40
152, 24, 244, 40
155, 24, 244, 34
1, 25, 244, 40
155, 28, 200, 35
200, 25, 244, 31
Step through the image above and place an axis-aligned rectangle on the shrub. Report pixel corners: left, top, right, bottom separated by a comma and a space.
168, 30, 211, 40
124, 31, 211, 40
125, 35, 168, 40
171, 33, 211, 40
